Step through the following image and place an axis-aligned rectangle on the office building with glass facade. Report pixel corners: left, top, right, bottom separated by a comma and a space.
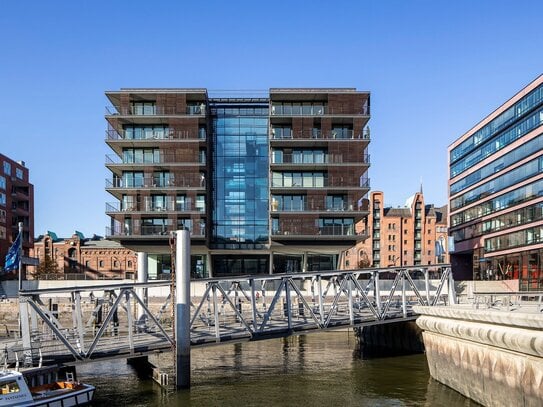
105, 88, 370, 277
448, 74, 543, 290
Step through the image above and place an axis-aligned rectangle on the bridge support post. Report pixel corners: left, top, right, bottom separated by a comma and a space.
175, 229, 191, 389
137, 252, 148, 324
447, 267, 456, 305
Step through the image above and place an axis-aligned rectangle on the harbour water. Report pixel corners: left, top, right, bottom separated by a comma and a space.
77, 331, 476, 406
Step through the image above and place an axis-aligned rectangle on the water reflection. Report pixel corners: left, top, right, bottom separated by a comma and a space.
77, 331, 476, 406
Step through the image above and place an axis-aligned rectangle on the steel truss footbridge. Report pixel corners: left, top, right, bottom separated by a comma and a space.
1, 265, 454, 368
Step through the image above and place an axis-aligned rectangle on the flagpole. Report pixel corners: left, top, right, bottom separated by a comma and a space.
18, 222, 23, 292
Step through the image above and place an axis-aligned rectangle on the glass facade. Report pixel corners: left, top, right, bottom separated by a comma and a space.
211, 101, 269, 249
449, 77, 543, 290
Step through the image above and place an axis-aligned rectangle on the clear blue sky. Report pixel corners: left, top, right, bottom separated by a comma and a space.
1, 0, 542, 239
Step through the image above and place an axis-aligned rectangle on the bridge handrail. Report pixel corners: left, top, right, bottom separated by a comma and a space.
471, 291, 543, 312
19, 280, 172, 295
197, 264, 451, 284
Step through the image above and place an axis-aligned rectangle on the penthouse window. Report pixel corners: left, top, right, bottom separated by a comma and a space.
131, 101, 156, 115
271, 102, 326, 116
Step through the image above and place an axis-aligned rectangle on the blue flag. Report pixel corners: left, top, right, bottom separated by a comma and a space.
4, 232, 21, 272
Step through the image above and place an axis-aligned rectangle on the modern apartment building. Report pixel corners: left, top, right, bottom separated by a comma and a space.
345, 191, 448, 269
0, 154, 34, 273
105, 88, 370, 278
448, 74, 543, 290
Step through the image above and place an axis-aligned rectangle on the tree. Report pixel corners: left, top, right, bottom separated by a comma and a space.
33, 254, 61, 279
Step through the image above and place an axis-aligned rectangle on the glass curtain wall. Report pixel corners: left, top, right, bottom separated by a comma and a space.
211, 101, 269, 254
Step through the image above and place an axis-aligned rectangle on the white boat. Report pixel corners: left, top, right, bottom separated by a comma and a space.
0, 369, 95, 406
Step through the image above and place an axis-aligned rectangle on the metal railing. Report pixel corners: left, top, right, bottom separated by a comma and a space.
270, 105, 370, 116
105, 175, 205, 189
106, 202, 205, 213
472, 291, 543, 312
5, 266, 452, 367
105, 105, 206, 116
105, 153, 205, 166
271, 153, 370, 165
106, 128, 206, 141
271, 128, 370, 140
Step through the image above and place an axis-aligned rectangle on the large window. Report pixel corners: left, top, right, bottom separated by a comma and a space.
0, 193, 5, 206
122, 172, 144, 187
0, 176, 5, 190
485, 226, 543, 253
3, 161, 11, 175
450, 84, 543, 163
123, 148, 160, 164
451, 179, 543, 227
131, 102, 156, 115
212, 102, 269, 248
451, 134, 543, 195
451, 157, 543, 210
451, 107, 543, 178
123, 125, 169, 139
271, 195, 305, 211
272, 172, 326, 187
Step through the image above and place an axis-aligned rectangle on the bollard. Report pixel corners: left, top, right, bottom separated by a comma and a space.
176, 229, 191, 389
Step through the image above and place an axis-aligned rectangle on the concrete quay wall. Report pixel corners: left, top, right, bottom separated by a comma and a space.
414, 305, 543, 407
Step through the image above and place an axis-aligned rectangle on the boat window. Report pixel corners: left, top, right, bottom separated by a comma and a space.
1, 380, 21, 394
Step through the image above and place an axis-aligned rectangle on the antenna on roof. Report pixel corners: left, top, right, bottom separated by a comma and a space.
420, 177, 423, 195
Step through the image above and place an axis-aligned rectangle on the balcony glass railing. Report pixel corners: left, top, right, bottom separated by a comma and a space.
272, 224, 357, 237
271, 104, 370, 116
106, 201, 205, 213
106, 152, 206, 165
105, 175, 205, 189
106, 128, 206, 141
270, 128, 370, 140
106, 223, 205, 237
105, 105, 206, 116
270, 201, 363, 212
271, 153, 370, 165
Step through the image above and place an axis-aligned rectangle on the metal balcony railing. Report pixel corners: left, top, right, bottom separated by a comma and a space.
105, 153, 205, 165
270, 201, 364, 213
271, 153, 370, 165
105, 175, 205, 189
272, 224, 357, 237
106, 224, 206, 237
106, 128, 206, 141
105, 105, 206, 116
270, 128, 370, 140
106, 202, 205, 213
270, 105, 370, 116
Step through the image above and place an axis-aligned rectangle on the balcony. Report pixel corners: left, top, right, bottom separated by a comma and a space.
105, 153, 206, 167
106, 128, 206, 141
270, 200, 365, 213
270, 153, 370, 166
270, 105, 370, 116
106, 224, 205, 238
270, 128, 370, 141
105, 105, 206, 116
272, 223, 359, 238
271, 176, 370, 190
105, 175, 205, 190
106, 201, 205, 214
